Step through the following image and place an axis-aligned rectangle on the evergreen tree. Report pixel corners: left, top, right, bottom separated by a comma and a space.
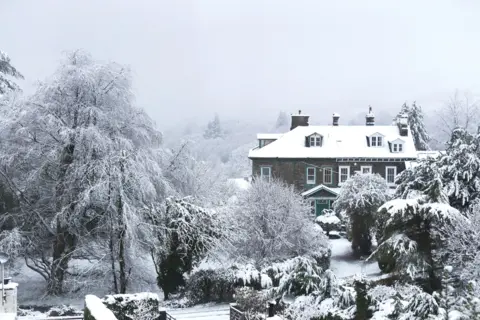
0, 50, 23, 94
274, 111, 289, 130
372, 192, 462, 293
393, 102, 410, 124
333, 173, 389, 257
408, 102, 431, 151
203, 114, 223, 139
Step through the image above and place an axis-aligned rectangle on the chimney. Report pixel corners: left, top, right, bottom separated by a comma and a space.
290, 110, 310, 130
332, 113, 340, 126
366, 106, 375, 126
398, 114, 408, 136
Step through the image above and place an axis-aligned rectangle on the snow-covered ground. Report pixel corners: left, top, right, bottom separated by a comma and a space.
168, 304, 230, 320
329, 238, 381, 279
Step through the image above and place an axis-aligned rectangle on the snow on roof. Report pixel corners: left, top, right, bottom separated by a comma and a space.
257, 133, 284, 140
249, 125, 418, 159
302, 185, 340, 197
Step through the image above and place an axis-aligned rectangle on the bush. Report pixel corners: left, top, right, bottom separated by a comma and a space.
85, 295, 117, 320
234, 287, 268, 320
102, 293, 160, 320
185, 269, 236, 304
315, 210, 341, 237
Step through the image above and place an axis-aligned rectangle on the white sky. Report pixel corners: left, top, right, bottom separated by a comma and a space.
1, 0, 480, 127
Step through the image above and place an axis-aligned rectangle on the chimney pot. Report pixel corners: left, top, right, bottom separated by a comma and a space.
366, 106, 375, 126
332, 113, 340, 126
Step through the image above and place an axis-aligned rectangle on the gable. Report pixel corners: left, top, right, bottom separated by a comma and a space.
307, 188, 338, 198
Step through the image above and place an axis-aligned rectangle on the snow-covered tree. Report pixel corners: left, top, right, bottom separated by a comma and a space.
232, 179, 330, 267
371, 196, 463, 293
0, 50, 24, 94
151, 197, 226, 299
203, 113, 223, 139
393, 102, 410, 124
274, 111, 289, 131
437, 90, 480, 137
333, 173, 389, 257
409, 102, 431, 151
0, 50, 167, 294
393, 102, 430, 150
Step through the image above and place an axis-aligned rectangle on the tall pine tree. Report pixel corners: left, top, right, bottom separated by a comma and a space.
203, 113, 223, 139
409, 102, 430, 151
394, 102, 430, 151
0, 50, 23, 94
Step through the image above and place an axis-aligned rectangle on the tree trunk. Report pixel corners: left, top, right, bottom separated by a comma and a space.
109, 236, 119, 294
48, 221, 76, 295
118, 228, 127, 294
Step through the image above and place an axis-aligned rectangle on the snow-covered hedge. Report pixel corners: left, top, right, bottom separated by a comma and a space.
185, 269, 236, 304
315, 210, 342, 238
101, 292, 160, 320
84, 295, 117, 320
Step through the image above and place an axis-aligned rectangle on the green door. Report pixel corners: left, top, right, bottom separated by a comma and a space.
315, 199, 330, 216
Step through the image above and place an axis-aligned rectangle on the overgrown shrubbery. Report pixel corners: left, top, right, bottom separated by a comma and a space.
185, 269, 236, 304
102, 293, 160, 320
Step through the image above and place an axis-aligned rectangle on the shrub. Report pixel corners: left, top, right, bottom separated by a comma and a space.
275, 256, 327, 296
85, 295, 117, 320
234, 287, 268, 320
185, 269, 235, 304
102, 293, 160, 320
315, 210, 341, 237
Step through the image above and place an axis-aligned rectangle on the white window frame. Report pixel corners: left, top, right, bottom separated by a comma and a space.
309, 134, 322, 147
306, 167, 316, 184
338, 165, 350, 185
323, 167, 333, 184
371, 135, 383, 147
361, 165, 372, 174
260, 166, 271, 181
385, 166, 397, 186
392, 143, 403, 153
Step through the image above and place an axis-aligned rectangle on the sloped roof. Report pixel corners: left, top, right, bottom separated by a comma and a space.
256, 133, 284, 140
249, 125, 418, 159
301, 185, 341, 197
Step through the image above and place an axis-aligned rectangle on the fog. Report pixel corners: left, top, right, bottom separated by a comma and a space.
2, 0, 480, 128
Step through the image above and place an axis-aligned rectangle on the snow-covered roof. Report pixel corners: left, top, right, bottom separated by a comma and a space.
301, 185, 341, 197
249, 125, 418, 159
257, 133, 284, 140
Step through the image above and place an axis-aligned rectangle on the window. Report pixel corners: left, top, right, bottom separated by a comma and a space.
385, 166, 397, 185
310, 200, 316, 215
306, 167, 316, 184
371, 135, 383, 147
260, 166, 271, 181
323, 167, 333, 184
392, 143, 403, 153
361, 166, 372, 174
339, 166, 350, 185
309, 134, 322, 147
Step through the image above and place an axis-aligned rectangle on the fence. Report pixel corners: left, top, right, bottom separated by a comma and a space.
230, 302, 281, 320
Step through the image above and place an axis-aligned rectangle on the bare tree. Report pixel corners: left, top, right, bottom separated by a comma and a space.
437, 90, 480, 137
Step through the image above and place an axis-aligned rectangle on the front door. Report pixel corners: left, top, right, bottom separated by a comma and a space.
315, 199, 331, 216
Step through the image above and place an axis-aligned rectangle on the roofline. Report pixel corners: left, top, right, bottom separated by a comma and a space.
249, 156, 417, 161
301, 184, 340, 197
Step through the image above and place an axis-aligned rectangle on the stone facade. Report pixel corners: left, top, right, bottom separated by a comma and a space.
251, 158, 406, 192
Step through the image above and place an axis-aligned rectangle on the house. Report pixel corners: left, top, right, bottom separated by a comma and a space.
248, 109, 418, 215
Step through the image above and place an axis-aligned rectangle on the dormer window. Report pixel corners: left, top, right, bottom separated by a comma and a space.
392, 143, 403, 152
371, 135, 383, 147
390, 139, 405, 153
307, 133, 323, 147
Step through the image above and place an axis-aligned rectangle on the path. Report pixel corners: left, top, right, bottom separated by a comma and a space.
329, 238, 381, 279
167, 304, 230, 320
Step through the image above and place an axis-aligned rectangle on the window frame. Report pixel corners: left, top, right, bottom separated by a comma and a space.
306, 167, 316, 184
323, 167, 333, 184
309, 134, 322, 147
385, 166, 397, 186
338, 165, 350, 185
392, 143, 403, 153
361, 165, 373, 174
260, 166, 271, 181
370, 134, 383, 147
